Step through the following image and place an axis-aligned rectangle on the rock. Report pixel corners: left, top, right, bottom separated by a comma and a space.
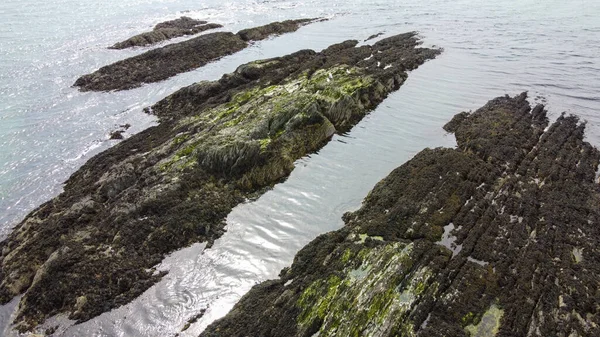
109, 16, 223, 49
0, 33, 440, 331
109, 130, 124, 139
181, 309, 207, 332
154, 16, 207, 30
109, 16, 223, 50
75, 18, 321, 92
200, 93, 600, 337
364, 32, 384, 41
109, 124, 131, 140
236, 18, 318, 41
73, 296, 87, 315
75, 32, 247, 92
44, 325, 57, 335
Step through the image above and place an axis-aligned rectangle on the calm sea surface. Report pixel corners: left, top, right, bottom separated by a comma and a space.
0, 0, 599, 335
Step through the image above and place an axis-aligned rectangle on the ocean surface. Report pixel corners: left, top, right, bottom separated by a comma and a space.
0, 0, 599, 335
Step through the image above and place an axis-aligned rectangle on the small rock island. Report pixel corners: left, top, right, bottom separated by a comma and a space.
75, 19, 322, 91
109, 16, 223, 50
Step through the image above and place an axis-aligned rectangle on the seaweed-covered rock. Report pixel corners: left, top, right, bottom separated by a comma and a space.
154, 16, 206, 30
0, 33, 440, 331
109, 16, 222, 50
236, 18, 318, 41
200, 93, 600, 337
75, 18, 320, 91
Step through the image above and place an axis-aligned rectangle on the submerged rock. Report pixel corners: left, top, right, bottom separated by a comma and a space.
108, 130, 124, 139
74, 18, 321, 92
365, 32, 385, 41
109, 16, 223, 50
200, 93, 600, 337
0, 33, 440, 331
108, 123, 131, 140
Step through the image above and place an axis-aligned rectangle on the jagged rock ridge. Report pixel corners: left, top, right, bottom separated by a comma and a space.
200, 93, 600, 337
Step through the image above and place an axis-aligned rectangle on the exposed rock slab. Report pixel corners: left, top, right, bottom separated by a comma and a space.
200, 93, 600, 337
109, 16, 223, 50
236, 18, 318, 41
75, 18, 319, 91
0, 33, 440, 332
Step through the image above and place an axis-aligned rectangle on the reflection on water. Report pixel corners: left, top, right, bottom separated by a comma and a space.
0, 0, 599, 336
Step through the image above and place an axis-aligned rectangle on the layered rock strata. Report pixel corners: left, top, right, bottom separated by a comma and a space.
0, 33, 439, 331
75, 18, 319, 91
201, 93, 600, 337
109, 16, 223, 50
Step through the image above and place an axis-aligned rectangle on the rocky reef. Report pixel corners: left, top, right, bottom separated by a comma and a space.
109, 16, 223, 50
0, 33, 439, 331
75, 18, 319, 91
201, 93, 600, 337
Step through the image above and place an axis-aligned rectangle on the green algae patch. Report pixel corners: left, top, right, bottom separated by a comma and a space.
341, 248, 353, 264
462, 312, 476, 326
297, 274, 344, 326
296, 242, 436, 337
161, 64, 377, 187
465, 304, 504, 336
356, 233, 384, 244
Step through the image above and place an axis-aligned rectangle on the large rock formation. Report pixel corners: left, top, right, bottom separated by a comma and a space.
109, 16, 223, 50
201, 93, 600, 337
0, 33, 440, 332
74, 18, 319, 91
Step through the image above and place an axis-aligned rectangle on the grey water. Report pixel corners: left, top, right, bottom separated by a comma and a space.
0, 0, 599, 336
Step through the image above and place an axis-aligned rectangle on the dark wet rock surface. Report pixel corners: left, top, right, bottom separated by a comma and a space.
108, 130, 124, 139
108, 124, 131, 140
75, 31, 247, 92
236, 18, 318, 41
179, 309, 206, 334
200, 93, 600, 337
74, 19, 321, 92
365, 32, 385, 41
0, 32, 439, 331
109, 16, 223, 50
